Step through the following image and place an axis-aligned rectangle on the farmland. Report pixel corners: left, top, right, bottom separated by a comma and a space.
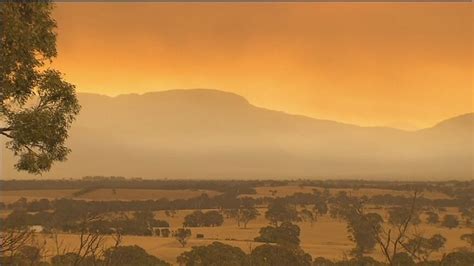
1, 179, 473, 265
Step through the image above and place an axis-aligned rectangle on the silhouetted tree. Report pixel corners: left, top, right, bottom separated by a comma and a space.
103, 245, 170, 266
174, 228, 192, 248
1, 1, 80, 174
347, 212, 384, 257
441, 214, 459, 229
300, 208, 316, 226
460, 233, 474, 249
425, 211, 439, 225
391, 252, 415, 266
254, 222, 301, 246
265, 199, 300, 226
161, 228, 170, 238
250, 244, 312, 266
405, 234, 446, 261
177, 241, 247, 266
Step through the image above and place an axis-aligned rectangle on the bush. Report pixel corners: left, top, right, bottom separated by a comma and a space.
161, 228, 171, 237
175, 228, 192, 247
441, 251, 474, 265
313, 257, 335, 266
183, 211, 224, 227
177, 241, 248, 266
254, 222, 301, 246
392, 252, 415, 266
250, 244, 312, 266
104, 245, 170, 266
441, 214, 459, 229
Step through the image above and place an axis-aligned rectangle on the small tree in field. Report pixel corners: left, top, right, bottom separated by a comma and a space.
254, 222, 301, 246
300, 209, 316, 226
425, 211, 439, 225
347, 212, 384, 257
460, 233, 474, 249
237, 206, 259, 229
161, 228, 170, 238
175, 228, 191, 247
265, 199, 300, 226
441, 215, 460, 229
406, 234, 446, 261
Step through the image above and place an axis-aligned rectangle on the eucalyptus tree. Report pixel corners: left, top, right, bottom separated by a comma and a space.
1, 1, 80, 174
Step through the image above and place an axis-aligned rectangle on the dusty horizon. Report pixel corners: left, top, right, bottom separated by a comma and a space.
51, 3, 473, 130
75, 88, 472, 131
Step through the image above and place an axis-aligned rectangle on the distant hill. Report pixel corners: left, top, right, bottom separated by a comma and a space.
2, 89, 473, 179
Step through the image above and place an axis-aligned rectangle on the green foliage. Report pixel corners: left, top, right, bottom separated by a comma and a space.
460, 233, 474, 248
299, 208, 316, 225
441, 214, 459, 229
8, 245, 43, 265
51, 252, 82, 266
103, 245, 170, 266
425, 211, 439, 224
347, 212, 383, 256
313, 199, 328, 216
174, 228, 192, 247
335, 256, 384, 266
388, 207, 420, 226
406, 234, 446, 261
3, 209, 29, 229
183, 210, 224, 227
225, 198, 260, 228
176, 241, 248, 266
441, 251, 474, 266
392, 252, 415, 266
250, 244, 312, 266
161, 228, 171, 237
313, 257, 335, 266
0, 0, 80, 174
265, 199, 300, 226
254, 222, 301, 246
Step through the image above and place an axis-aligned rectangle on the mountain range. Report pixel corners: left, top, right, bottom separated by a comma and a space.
2, 89, 473, 179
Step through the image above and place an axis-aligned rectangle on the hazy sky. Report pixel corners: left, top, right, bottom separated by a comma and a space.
52, 3, 472, 130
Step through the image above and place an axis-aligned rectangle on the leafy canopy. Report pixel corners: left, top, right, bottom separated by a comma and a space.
0, 1, 80, 174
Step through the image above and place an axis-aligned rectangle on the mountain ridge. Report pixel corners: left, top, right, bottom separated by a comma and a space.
75, 89, 472, 132
2, 89, 472, 179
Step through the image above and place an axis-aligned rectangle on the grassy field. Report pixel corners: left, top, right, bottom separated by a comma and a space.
3, 185, 471, 265
245, 185, 451, 199
0, 189, 78, 204
1, 185, 449, 204
0, 188, 220, 203
28, 207, 472, 265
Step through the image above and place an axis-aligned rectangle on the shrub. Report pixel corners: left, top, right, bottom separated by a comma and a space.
441, 214, 459, 229
177, 241, 247, 266
161, 228, 171, 237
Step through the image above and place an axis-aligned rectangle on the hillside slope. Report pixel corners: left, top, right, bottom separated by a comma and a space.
2, 89, 473, 179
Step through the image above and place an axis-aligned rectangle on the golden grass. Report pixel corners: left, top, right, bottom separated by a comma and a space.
0, 185, 448, 205
0, 188, 220, 203
1, 186, 469, 265
244, 186, 451, 199
0, 189, 78, 203
74, 188, 220, 201
31, 207, 472, 265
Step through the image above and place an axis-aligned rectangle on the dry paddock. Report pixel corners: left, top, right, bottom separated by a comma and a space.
26, 209, 472, 265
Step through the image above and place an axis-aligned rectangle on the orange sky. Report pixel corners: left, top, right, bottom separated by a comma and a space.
52, 3, 472, 130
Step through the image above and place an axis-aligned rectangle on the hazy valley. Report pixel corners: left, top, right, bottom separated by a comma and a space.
3, 89, 473, 180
